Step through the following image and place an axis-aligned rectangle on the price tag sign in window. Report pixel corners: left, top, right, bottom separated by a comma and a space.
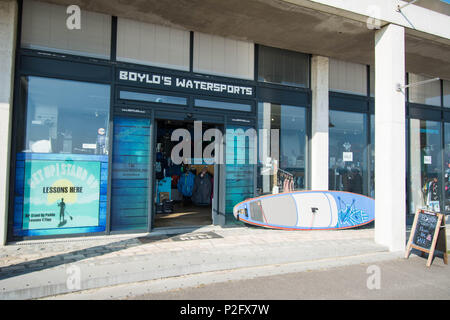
343, 152, 353, 162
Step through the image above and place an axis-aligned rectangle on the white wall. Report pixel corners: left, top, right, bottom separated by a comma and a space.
311, 56, 329, 190
374, 23, 406, 252
193, 32, 254, 80
0, 0, 17, 246
21, 0, 111, 59
329, 58, 367, 96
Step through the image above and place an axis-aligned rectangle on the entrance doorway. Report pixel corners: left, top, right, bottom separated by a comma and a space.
153, 119, 221, 228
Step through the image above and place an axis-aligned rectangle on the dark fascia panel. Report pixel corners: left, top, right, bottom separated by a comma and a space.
444, 110, 450, 122
329, 91, 369, 112
408, 103, 442, 121
19, 54, 112, 83
257, 86, 310, 107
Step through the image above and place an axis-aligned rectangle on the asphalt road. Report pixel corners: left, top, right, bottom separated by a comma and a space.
128, 255, 450, 300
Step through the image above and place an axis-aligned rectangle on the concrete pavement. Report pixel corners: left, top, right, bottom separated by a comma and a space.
0, 221, 448, 300
125, 254, 450, 300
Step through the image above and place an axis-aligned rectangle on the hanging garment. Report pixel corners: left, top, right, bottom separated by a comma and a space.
283, 177, 290, 193
282, 176, 294, 193
171, 175, 180, 188
429, 180, 440, 201
349, 171, 363, 195
155, 152, 167, 180
177, 172, 195, 197
423, 181, 430, 205
192, 173, 213, 205
296, 176, 304, 189
289, 178, 294, 192
426, 181, 431, 205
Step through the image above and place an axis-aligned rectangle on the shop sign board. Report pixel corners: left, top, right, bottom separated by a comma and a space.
117, 69, 255, 99
23, 160, 101, 230
405, 209, 448, 267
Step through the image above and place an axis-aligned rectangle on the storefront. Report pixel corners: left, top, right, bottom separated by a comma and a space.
327, 60, 374, 198
2, 0, 449, 250
7, 0, 311, 240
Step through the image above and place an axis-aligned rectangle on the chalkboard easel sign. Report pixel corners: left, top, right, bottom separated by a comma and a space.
405, 209, 448, 267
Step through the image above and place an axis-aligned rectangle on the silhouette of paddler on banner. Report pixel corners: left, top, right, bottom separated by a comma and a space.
57, 198, 73, 227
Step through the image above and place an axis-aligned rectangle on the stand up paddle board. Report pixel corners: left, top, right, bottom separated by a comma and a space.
233, 191, 374, 230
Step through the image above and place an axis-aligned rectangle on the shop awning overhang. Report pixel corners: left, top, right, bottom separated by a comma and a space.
41, 0, 450, 79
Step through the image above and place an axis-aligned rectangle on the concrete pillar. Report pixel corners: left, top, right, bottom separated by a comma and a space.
310, 55, 329, 190
0, 0, 18, 246
374, 24, 406, 252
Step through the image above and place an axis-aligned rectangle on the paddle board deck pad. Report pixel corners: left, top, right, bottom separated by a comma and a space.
233, 191, 374, 230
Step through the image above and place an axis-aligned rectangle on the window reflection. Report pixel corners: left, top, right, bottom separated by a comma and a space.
120, 91, 187, 105
445, 122, 450, 213
329, 59, 367, 96
195, 99, 251, 112
444, 80, 450, 108
409, 74, 441, 107
22, 76, 110, 155
370, 114, 374, 198
409, 119, 442, 214
257, 103, 307, 195
329, 110, 368, 196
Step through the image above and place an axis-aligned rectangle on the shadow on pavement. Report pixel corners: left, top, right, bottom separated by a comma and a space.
1, 234, 180, 281
0, 217, 248, 281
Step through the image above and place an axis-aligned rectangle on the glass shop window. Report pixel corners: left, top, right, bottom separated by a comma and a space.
444, 122, 450, 214
21, 0, 111, 59
409, 119, 443, 214
329, 110, 368, 196
258, 45, 309, 88
20, 76, 111, 155
409, 73, 441, 107
329, 59, 367, 96
195, 99, 252, 112
257, 103, 307, 195
120, 91, 187, 106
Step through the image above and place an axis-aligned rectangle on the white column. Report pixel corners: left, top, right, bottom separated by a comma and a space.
0, 0, 17, 246
374, 24, 406, 252
310, 55, 329, 190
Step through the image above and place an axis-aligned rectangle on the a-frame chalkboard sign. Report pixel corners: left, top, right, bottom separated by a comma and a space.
405, 209, 448, 267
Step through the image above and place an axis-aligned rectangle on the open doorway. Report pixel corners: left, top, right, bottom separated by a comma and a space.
153, 119, 220, 228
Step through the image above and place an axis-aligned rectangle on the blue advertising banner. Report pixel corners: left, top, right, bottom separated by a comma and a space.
23, 160, 101, 230
13, 153, 108, 237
